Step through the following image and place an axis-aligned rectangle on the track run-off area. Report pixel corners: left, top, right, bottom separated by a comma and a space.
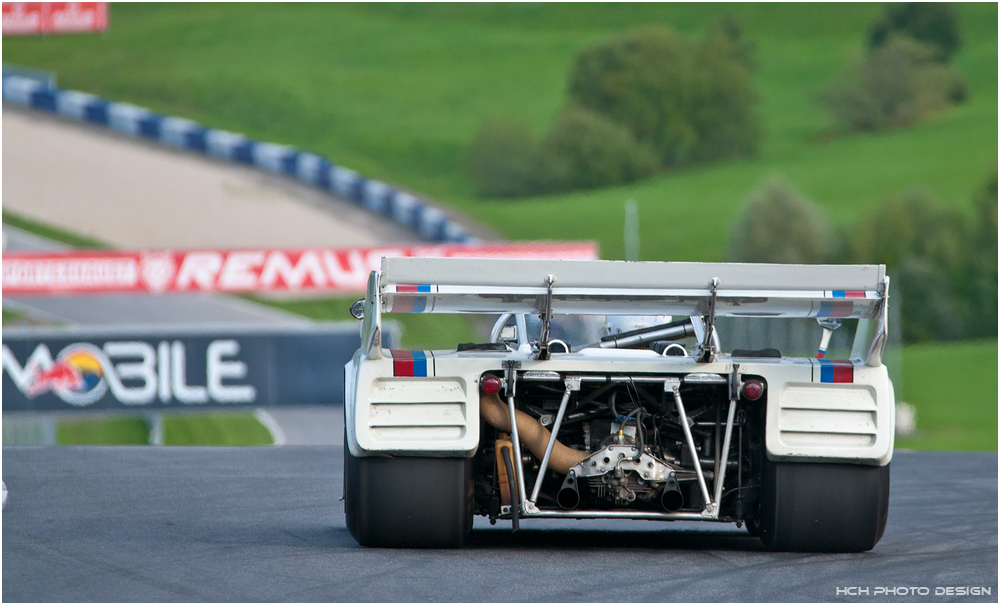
2, 447, 996, 602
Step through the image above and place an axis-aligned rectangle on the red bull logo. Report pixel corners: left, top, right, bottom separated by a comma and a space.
25, 344, 108, 405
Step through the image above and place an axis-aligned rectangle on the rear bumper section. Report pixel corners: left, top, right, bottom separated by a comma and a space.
765, 365, 894, 465
350, 374, 480, 457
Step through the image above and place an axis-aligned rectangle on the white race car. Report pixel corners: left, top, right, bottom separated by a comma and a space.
344, 258, 893, 551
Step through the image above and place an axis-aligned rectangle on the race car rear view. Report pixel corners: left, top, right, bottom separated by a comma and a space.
344, 258, 893, 551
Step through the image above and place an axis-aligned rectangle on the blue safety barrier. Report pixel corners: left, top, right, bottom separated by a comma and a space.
2, 73, 478, 244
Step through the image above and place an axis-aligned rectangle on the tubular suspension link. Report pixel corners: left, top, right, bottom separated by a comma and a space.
666, 378, 715, 517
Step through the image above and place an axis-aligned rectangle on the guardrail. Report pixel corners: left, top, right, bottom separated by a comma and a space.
2, 322, 392, 412
1, 71, 477, 244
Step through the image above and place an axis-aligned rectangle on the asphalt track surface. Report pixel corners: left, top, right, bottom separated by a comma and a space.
3, 448, 996, 602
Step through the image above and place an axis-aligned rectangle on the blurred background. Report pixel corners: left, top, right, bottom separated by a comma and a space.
2, 3, 996, 451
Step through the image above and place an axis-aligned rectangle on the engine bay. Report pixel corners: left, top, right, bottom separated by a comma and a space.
475, 372, 767, 524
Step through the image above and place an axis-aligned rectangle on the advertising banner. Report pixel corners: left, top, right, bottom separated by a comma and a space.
2, 2, 108, 36
2, 241, 599, 296
2, 324, 367, 412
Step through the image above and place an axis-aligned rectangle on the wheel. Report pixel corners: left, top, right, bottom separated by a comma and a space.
744, 511, 759, 537
755, 458, 890, 552
344, 434, 473, 548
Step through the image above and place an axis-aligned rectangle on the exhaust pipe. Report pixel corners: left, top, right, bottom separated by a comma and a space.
557, 471, 581, 509
598, 318, 695, 349
480, 391, 588, 475
660, 477, 684, 512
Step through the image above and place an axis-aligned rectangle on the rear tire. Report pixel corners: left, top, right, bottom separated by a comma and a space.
755, 458, 889, 552
344, 435, 473, 548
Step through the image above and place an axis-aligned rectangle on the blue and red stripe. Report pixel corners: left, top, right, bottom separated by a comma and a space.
817, 300, 854, 318
818, 359, 854, 383
391, 349, 430, 377
394, 284, 430, 313
832, 290, 866, 298
393, 296, 427, 313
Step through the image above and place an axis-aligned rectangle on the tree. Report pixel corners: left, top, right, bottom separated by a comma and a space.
536, 105, 658, 192
819, 36, 966, 132
850, 188, 967, 342
956, 170, 998, 337
727, 178, 834, 264
568, 25, 761, 167
869, 2, 961, 62
851, 188, 964, 271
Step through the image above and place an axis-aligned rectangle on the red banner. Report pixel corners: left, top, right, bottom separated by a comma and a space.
2, 2, 108, 36
2, 242, 599, 296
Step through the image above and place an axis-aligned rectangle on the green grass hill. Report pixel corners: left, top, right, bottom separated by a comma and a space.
4, 4, 996, 451
4, 3, 996, 260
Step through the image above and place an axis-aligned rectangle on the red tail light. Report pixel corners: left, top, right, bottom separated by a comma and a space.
741, 379, 764, 401
481, 375, 503, 394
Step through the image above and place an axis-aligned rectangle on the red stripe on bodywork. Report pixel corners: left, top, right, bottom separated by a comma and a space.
832, 361, 854, 383
394, 358, 415, 376
391, 349, 415, 377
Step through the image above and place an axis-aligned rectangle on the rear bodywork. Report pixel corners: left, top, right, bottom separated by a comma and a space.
345, 258, 893, 529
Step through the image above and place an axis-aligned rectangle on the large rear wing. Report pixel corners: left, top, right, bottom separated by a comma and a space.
361, 258, 890, 366
380, 258, 886, 319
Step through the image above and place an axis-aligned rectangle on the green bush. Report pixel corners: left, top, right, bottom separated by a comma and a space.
536, 105, 658, 192
464, 118, 540, 198
727, 178, 834, 264
851, 188, 965, 271
465, 107, 658, 197
956, 170, 998, 338
819, 36, 966, 132
895, 257, 964, 342
869, 2, 961, 62
729, 174, 997, 343
567, 24, 761, 167
692, 19, 762, 161
845, 176, 999, 342
466, 21, 760, 198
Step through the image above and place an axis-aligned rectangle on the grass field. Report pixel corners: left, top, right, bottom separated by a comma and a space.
2, 308, 25, 324
4, 5, 995, 450
3, 210, 109, 248
160, 412, 273, 446
57, 416, 150, 445
4, 4, 996, 260
54, 413, 274, 446
895, 339, 997, 452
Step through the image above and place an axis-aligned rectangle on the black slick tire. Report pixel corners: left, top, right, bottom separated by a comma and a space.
344, 434, 473, 548
755, 458, 890, 552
